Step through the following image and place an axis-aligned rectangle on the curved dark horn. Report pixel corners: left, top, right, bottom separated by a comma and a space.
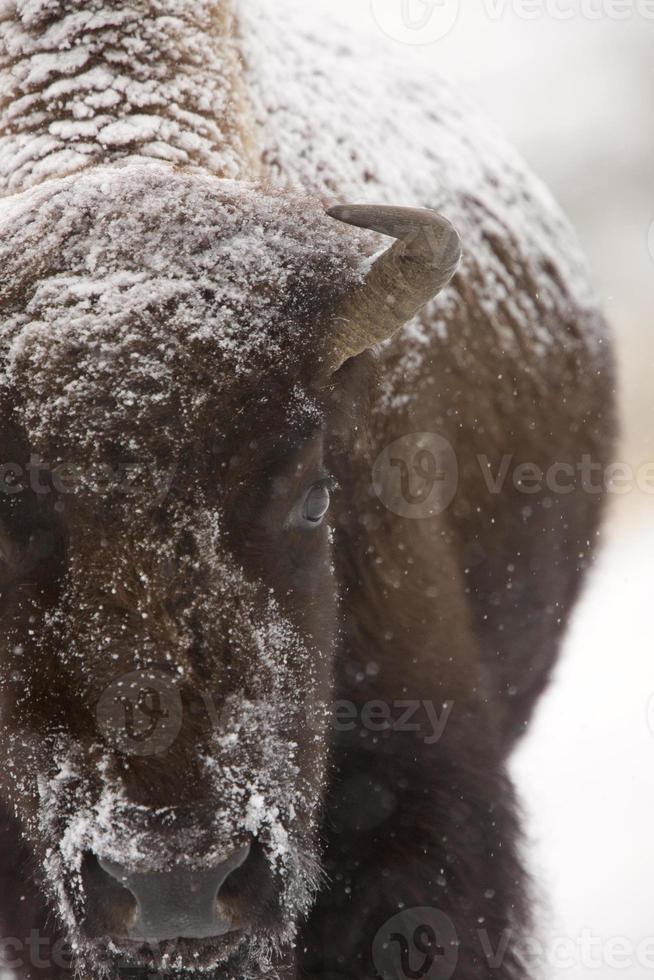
323, 204, 462, 374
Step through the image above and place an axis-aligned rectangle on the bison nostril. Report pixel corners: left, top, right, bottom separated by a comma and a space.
82, 852, 138, 937
96, 844, 251, 942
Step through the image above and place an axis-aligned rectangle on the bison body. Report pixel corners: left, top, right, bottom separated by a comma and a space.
0, 2, 614, 978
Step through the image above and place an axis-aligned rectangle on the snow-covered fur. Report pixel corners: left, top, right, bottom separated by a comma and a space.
0, 0, 258, 190
0, 2, 614, 979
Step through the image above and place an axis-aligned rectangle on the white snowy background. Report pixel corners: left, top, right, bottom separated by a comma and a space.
320, 2, 654, 978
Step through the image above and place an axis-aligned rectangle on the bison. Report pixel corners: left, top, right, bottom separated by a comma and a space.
0, 1, 614, 979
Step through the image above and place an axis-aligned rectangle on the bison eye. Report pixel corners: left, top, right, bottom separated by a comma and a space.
301, 482, 332, 526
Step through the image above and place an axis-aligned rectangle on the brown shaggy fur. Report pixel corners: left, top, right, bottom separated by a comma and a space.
0, 2, 615, 979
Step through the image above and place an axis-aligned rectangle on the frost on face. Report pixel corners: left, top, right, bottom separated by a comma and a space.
0, 161, 363, 459
7, 532, 328, 972
0, 160, 350, 970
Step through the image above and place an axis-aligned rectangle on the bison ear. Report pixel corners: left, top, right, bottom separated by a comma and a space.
322, 204, 461, 376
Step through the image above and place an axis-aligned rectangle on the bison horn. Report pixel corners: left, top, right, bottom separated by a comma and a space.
323, 204, 462, 374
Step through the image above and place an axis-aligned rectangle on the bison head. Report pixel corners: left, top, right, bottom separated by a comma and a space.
0, 163, 459, 976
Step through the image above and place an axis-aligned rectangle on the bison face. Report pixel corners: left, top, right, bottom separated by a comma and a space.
0, 419, 337, 976
0, 165, 365, 976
